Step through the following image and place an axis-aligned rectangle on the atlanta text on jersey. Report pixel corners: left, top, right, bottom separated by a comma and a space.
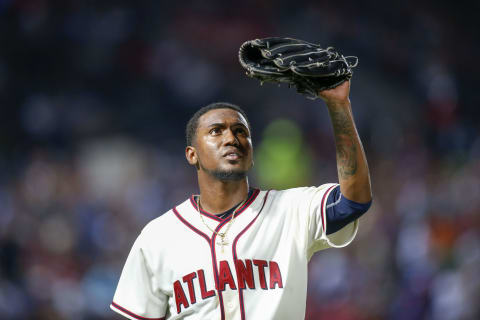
174, 259, 283, 313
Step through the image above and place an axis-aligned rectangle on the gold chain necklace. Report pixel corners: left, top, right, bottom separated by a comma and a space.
196, 195, 247, 253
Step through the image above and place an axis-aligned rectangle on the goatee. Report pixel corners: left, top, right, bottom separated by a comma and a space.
200, 163, 248, 181
210, 169, 247, 181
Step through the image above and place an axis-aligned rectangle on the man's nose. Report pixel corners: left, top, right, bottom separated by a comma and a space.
224, 128, 239, 145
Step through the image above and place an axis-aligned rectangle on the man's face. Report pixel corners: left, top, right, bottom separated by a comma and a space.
187, 108, 253, 181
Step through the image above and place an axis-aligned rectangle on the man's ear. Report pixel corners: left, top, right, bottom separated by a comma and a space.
185, 146, 198, 167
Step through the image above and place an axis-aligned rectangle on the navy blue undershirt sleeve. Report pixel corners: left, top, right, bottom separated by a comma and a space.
325, 185, 371, 235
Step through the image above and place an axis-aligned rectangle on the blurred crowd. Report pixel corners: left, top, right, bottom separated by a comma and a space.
0, 1, 479, 319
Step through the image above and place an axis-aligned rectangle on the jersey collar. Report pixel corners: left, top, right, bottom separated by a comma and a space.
189, 189, 260, 222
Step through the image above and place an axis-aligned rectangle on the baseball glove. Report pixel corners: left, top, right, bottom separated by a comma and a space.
238, 37, 358, 99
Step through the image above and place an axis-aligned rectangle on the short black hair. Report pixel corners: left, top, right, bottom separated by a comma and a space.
186, 102, 250, 146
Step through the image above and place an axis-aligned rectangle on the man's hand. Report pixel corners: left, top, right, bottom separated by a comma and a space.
317, 80, 350, 106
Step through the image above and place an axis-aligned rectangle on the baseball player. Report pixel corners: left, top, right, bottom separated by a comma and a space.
110, 79, 372, 319
111, 37, 372, 319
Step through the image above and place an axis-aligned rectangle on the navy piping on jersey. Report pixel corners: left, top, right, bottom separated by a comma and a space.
320, 185, 337, 235
189, 197, 222, 222
325, 185, 372, 235
232, 190, 270, 320
190, 188, 256, 221
172, 207, 225, 319
111, 302, 165, 320
172, 189, 259, 319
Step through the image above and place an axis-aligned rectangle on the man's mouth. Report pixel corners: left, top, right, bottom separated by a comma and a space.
223, 150, 242, 160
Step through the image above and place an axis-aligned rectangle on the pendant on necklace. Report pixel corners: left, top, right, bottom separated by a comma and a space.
217, 235, 229, 253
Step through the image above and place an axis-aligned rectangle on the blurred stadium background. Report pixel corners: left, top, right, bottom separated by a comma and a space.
1, 0, 479, 319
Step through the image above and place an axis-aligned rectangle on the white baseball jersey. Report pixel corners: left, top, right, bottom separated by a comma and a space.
111, 183, 359, 320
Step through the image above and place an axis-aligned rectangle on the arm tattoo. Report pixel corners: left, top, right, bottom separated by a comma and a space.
330, 108, 358, 179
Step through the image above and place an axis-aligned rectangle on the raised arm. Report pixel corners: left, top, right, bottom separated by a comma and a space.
318, 81, 372, 203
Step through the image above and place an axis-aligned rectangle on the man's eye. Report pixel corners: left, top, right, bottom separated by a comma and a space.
210, 128, 221, 135
236, 128, 248, 135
